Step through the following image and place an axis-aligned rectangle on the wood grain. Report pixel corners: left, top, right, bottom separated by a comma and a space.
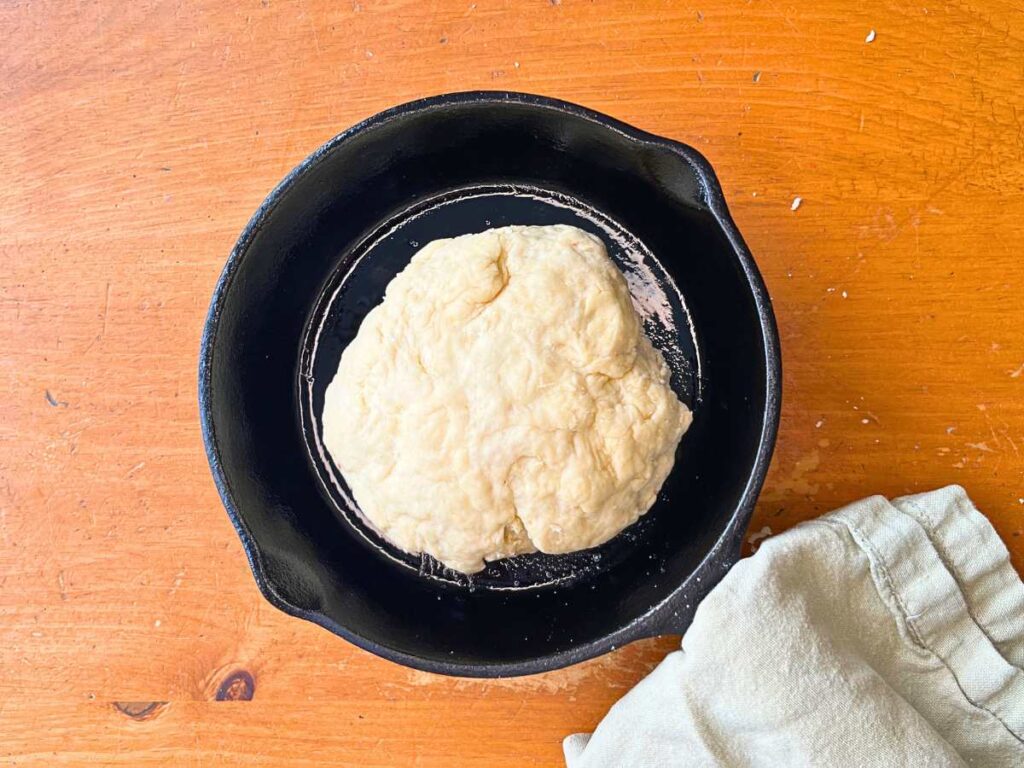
2, 0, 1023, 764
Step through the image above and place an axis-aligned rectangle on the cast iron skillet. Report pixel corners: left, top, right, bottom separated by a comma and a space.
199, 92, 781, 677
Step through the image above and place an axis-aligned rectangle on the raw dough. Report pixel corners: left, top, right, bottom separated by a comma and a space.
322, 225, 692, 573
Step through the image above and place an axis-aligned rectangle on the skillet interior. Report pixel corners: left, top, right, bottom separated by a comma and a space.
200, 92, 779, 675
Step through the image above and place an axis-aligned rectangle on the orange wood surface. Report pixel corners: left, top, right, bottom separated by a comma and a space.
3, 1, 1024, 765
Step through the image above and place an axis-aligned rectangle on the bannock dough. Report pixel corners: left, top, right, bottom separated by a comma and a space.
322, 225, 692, 573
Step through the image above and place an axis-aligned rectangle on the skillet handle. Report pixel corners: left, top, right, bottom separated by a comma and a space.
634, 521, 747, 638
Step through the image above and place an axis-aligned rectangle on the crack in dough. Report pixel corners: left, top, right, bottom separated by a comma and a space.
322, 225, 692, 573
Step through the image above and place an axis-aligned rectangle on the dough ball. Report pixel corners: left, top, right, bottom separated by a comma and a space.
322, 225, 692, 573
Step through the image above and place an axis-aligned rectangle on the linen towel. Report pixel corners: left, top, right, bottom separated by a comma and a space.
564, 485, 1024, 767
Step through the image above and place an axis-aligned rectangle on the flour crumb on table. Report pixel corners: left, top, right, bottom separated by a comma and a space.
747, 526, 773, 550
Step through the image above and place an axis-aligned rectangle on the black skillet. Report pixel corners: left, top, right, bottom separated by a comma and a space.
199, 92, 781, 677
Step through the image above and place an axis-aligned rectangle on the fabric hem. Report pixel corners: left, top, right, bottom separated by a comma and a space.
817, 496, 1024, 743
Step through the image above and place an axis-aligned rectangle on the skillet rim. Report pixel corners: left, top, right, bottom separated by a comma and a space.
198, 90, 782, 677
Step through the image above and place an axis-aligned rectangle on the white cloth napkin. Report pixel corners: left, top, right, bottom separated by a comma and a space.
564, 486, 1024, 767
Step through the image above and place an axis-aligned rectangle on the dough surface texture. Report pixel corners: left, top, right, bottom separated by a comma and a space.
322, 225, 692, 573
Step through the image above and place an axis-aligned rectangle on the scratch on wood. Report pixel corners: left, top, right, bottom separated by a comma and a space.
44, 390, 68, 407
299, 0, 322, 55
169, 568, 186, 596
102, 282, 111, 337
764, 0, 800, 32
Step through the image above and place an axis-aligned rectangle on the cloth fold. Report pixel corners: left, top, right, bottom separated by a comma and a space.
564, 486, 1024, 767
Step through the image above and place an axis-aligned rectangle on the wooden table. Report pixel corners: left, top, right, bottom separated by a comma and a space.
2, 1, 1023, 764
